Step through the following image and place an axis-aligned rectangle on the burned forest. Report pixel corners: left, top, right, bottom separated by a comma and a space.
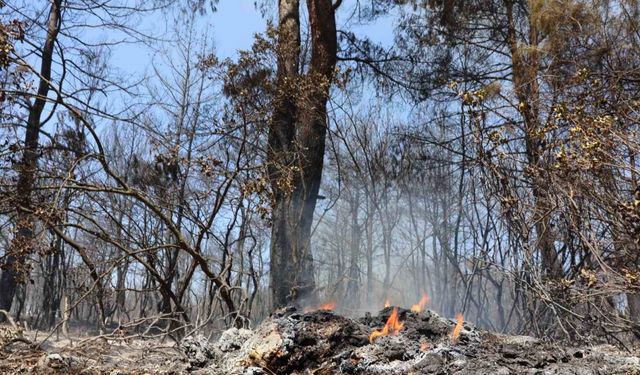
0, 0, 639, 374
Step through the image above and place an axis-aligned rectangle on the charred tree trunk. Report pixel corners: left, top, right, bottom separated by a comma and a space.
365, 200, 374, 305
114, 260, 129, 322
628, 293, 640, 336
41, 230, 63, 329
345, 190, 361, 308
268, 0, 339, 308
0, 0, 62, 317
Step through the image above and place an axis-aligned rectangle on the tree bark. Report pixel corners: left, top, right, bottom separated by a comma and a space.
505, 0, 562, 278
0, 0, 63, 316
344, 190, 361, 308
268, 0, 338, 308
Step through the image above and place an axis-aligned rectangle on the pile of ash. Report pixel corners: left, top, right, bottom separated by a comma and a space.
183, 307, 639, 375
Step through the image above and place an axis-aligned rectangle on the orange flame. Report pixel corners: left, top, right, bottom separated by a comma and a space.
451, 313, 464, 343
420, 341, 430, 352
369, 307, 404, 343
384, 299, 391, 308
304, 301, 336, 313
410, 291, 429, 313
318, 301, 337, 310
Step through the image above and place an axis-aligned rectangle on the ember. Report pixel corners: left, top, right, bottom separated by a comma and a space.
369, 306, 404, 343
420, 341, 430, 351
410, 290, 429, 313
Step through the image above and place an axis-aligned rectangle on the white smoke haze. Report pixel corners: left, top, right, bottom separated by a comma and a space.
307, 105, 479, 324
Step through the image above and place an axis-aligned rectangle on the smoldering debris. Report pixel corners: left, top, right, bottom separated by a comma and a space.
186, 307, 639, 375
2, 308, 638, 374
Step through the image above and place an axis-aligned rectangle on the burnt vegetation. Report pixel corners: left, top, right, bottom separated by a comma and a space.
0, 0, 639, 373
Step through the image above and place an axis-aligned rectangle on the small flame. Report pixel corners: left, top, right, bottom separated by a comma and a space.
369, 307, 404, 343
304, 301, 336, 313
410, 290, 429, 313
420, 341, 430, 352
384, 299, 391, 308
318, 301, 337, 310
451, 313, 464, 344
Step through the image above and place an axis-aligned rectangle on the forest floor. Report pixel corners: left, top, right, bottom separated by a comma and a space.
1, 308, 639, 374
0, 327, 188, 374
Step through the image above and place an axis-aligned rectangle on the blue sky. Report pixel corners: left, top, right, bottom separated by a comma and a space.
210, 0, 396, 56
109, 0, 265, 75
109, 0, 396, 76
211, 0, 268, 58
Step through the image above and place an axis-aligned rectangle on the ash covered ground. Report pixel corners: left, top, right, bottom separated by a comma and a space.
1, 307, 639, 374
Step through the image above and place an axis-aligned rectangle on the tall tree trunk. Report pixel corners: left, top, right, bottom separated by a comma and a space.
268, 0, 339, 308
41, 230, 63, 329
505, 0, 562, 278
344, 190, 361, 308
365, 201, 374, 305
0, 0, 62, 317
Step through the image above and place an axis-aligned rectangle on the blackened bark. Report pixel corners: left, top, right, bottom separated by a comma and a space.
0, 0, 63, 316
269, 0, 338, 308
344, 191, 361, 308
40, 231, 63, 329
